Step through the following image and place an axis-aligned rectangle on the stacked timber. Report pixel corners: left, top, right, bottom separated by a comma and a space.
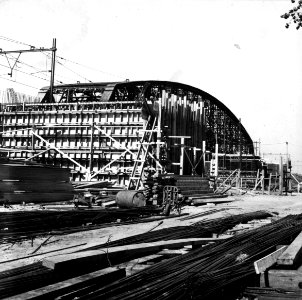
257, 231, 302, 295
143, 174, 212, 205
0, 159, 74, 204
72, 180, 121, 207
174, 175, 212, 197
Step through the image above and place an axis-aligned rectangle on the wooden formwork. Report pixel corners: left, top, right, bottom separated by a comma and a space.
0, 100, 202, 185
1, 102, 143, 184
0, 81, 255, 186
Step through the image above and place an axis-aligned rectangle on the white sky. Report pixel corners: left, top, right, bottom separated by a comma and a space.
0, 0, 301, 172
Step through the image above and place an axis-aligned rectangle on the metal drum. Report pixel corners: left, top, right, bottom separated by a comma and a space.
116, 190, 146, 208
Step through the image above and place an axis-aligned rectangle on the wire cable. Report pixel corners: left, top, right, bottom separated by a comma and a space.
0, 36, 33, 48
56, 54, 126, 80
0, 62, 62, 84
0, 75, 40, 90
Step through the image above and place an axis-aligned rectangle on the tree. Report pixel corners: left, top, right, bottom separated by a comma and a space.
281, 0, 302, 29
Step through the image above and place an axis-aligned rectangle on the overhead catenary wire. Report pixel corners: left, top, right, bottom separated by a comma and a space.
0, 36, 33, 48
1, 54, 65, 85
0, 75, 40, 90
0, 36, 125, 89
56, 54, 127, 80
0, 62, 53, 83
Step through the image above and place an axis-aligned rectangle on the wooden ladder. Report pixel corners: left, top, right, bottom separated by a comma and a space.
127, 116, 158, 190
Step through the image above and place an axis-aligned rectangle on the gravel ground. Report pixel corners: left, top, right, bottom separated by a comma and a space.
1, 192, 302, 271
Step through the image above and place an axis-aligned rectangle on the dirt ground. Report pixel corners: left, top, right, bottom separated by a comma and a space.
1, 192, 302, 272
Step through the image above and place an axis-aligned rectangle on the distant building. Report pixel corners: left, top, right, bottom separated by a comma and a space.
0, 88, 41, 104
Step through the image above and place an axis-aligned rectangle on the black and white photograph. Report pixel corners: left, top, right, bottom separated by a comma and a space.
0, 0, 302, 299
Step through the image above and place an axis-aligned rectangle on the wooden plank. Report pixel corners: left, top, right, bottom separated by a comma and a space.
116, 253, 164, 276
0, 192, 74, 204
125, 264, 150, 276
244, 287, 302, 300
277, 231, 302, 266
0, 181, 74, 192
5, 267, 125, 300
188, 194, 229, 200
43, 237, 229, 271
117, 254, 163, 268
254, 246, 288, 274
0, 164, 70, 181
266, 264, 302, 290
192, 198, 236, 205
157, 249, 189, 257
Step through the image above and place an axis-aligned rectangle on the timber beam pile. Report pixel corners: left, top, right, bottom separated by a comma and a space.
244, 231, 302, 299
143, 174, 213, 205
0, 160, 74, 204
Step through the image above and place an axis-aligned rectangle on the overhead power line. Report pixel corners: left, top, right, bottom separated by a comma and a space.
55, 59, 93, 83
0, 75, 40, 90
0, 62, 62, 84
5, 53, 50, 77
0, 36, 127, 86
0, 36, 33, 48
261, 142, 288, 146
56, 55, 126, 80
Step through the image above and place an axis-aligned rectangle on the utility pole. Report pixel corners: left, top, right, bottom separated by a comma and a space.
254, 139, 261, 157
286, 141, 289, 170
285, 141, 290, 194
239, 118, 242, 171
49, 38, 56, 102
0, 38, 57, 101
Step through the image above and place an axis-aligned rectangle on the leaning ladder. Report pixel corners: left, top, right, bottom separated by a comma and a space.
127, 116, 158, 190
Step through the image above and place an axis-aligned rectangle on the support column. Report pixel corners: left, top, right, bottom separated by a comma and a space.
180, 137, 185, 175
279, 156, 283, 195
156, 91, 163, 172
89, 123, 95, 175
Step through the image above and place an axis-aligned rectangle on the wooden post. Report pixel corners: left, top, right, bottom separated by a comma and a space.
239, 118, 242, 172
279, 156, 283, 195
255, 169, 259, 189
268, 173, 272, 195
88, 123, 95, 179
31, 126, 36, 154
193, 147, 197, 175
236, 169, 241, 189
202, 140, 206, 175
156, 91, 163, 172
261, 173, 265, 195
214, 143, 218, 177
180, 137, 185, 175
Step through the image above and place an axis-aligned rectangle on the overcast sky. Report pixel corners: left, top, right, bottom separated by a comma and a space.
0, 0, 301, 172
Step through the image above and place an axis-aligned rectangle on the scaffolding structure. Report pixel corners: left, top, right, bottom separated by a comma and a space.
0, 80, 256, 186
